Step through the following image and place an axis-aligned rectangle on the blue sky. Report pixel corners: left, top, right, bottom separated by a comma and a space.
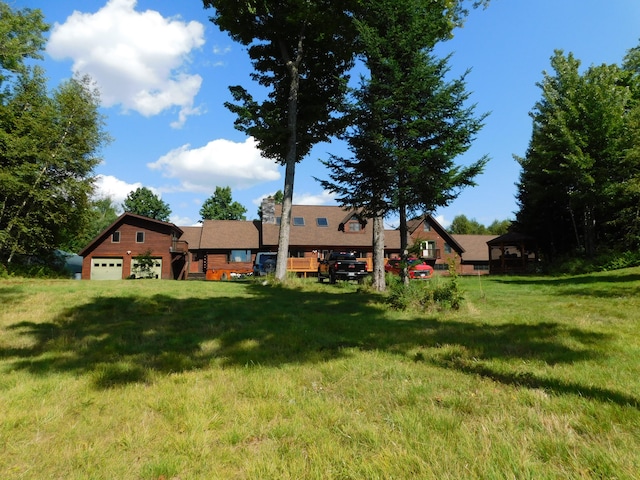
13, 0, 640, 228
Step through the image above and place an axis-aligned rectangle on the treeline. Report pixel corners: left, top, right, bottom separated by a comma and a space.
514, 46, 640, 261
447, 215, 510, 235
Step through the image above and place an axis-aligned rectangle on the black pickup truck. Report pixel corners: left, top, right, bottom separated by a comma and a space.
317, 252, 369, 284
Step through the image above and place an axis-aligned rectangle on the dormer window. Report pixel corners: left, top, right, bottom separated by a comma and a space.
316, 217, 328, 227
293, 217, 305, 226
348, 221, 361, 232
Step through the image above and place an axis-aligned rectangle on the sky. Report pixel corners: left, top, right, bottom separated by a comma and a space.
11, 0, 640, 228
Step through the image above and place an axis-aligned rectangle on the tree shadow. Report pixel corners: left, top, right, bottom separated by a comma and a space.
490, 272, 640, 298
1, 283, 635, 407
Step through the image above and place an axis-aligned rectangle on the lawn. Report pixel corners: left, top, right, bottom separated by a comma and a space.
1, 270, 639, 479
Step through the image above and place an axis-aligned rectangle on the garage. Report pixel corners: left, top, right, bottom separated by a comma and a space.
90, 257, 123, 280
131, 258, 162, 279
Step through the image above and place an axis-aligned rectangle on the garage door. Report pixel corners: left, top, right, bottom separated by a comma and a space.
131, 258, 162, 279
90, 258, 123, 280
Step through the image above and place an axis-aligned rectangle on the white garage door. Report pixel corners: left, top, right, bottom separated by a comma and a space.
91, 258, 123, 280
131, 258, 162, 279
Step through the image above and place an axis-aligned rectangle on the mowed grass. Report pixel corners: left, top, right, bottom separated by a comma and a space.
1, 270, 639, 479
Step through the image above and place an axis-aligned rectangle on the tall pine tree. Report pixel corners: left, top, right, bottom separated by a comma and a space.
319, 0, 488, 288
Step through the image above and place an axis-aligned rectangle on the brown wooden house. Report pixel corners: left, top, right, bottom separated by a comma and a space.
78, 213, 187, 280
79, 202, 498, 279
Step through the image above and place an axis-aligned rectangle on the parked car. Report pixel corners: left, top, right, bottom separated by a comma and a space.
252, 252, 277, 276
318, 252, 369, 284
385, 257, 434, 280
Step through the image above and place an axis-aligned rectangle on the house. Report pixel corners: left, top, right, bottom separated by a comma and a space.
404, 215, 466, 272
453, 234, 498, 275
79, 201, 496, 279
78, 213, 187, 280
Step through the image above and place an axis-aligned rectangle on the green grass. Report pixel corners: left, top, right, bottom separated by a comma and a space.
1, 271, 639, 479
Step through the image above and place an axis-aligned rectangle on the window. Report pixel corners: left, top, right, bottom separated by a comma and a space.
444, 243, 452, 254
316, 217, 328, 227
276, 217, 281, 225
423, 223, 431, 231
474, 264, 489, 271
229, 250, 251, 262
348, 221, 361, 232
435, 264, 448, 271
293, 217, 305, 226
136, 231, 145, 243
112, 231, 120, 243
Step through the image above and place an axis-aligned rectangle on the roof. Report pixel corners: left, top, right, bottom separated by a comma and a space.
78, 212, 183, 257
199, 220, 260, 249
179, 226, 203, 249
487, 232, 536, 246
453, 235, 498, 262
261, 205, 376, 248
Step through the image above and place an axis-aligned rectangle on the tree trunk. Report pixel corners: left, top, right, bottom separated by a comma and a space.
275, 37, 302, 282
399, 201, 409, 286
372, 214, 386, 291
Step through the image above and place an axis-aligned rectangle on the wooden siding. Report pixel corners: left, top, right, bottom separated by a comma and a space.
81, 219, 177, 280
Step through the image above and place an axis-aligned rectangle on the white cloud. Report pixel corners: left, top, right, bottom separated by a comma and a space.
47, 0, 205, 127
434, 214, 451, 229
148, 137, 281, 192
170, 214, 198, 227
252, 190, 336, 207
293, 190, 336, 205
94, 174, 161, 205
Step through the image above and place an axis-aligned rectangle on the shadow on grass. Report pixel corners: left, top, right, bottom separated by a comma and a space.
1, 282, 635, 407
490, 272, 640, 298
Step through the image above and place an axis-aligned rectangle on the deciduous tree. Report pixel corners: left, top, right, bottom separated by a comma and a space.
0, 3, 109, 265
200, 186, 247, 221
122, 187, 171, 222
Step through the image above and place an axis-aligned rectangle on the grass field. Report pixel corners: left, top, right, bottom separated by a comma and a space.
1, 270, 639, 479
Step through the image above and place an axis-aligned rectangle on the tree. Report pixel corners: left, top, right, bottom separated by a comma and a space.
202, 0, 359, 281
319, 0, 488, 288
0, 2, 48, 80
514, 51, 633, 258
200, 186, 247, 221
487, 219, 511, 236
122, 187, 171, 222
61, 196, 120, 252
0, 4, 109, 265
449, 215, 488, 234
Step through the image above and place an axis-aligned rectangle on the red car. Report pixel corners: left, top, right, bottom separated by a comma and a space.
384, 258, 434, 279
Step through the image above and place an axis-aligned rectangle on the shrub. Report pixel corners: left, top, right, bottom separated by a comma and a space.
386, 259, 464, 312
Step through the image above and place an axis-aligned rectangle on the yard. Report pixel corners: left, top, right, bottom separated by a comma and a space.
1, 270, 639, 479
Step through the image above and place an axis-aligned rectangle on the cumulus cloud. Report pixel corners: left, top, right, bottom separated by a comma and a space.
292, 190, 336, 205
148, 137, 281, 192
94, 174, 160, 205
434, 214, 451, 229
47, 0, 205, 127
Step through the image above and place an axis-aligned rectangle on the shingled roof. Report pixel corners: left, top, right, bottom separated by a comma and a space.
453, 235, 498, 262
261, 205, 375, 248
199, 220, 260, 249
179, 226, 203, 250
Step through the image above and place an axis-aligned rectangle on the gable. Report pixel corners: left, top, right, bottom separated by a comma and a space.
79, 213, 182, 257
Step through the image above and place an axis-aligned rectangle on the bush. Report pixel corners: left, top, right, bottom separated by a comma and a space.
386, 260, 464, 312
